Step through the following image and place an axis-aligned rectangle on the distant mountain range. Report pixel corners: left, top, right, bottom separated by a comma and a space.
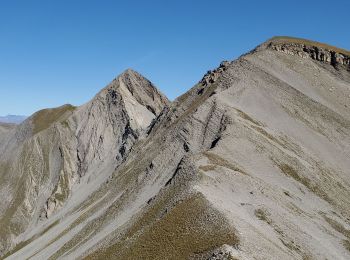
0, 114, 27, 124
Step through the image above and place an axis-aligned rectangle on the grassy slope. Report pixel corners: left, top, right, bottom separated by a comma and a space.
85, 194, 239, 260
32, 104, 76, 135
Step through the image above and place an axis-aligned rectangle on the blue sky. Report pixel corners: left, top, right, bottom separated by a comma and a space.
1, 0, 349, 116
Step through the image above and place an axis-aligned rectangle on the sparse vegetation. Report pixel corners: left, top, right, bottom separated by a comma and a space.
85, 194, 239, 260
254, 208, 308, 256
343, 239, 350, 252
199, 164, 217, 172
277, 163, 335, 205
255, 208, 272, 225
0, 220, 59, 259
278, 163, 306, 185
279, 238, 301, 254
322, 215, 350, 239
236, 108, 263, 126
250, 125, 288, 150
321, 214, 350, 253
32, 104, 76, 134
204, 152, 247, 175
61, 120, 70, 128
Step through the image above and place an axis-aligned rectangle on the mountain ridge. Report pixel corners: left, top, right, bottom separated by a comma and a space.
1, 37, 350, 259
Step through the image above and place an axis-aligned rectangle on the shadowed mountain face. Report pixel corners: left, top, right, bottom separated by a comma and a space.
0, 37, 350, 260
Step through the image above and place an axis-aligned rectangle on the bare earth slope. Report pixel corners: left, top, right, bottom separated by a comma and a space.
1, 37, 350, 259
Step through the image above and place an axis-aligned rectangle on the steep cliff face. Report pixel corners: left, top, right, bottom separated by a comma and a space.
72, 69, 169, 184
1, 37, 350, 260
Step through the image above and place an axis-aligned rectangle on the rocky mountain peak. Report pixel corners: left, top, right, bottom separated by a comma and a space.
117, 68, 170, 114
98, 69, 169, 115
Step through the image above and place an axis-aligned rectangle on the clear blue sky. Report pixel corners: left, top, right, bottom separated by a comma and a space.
1, 0, 349, 116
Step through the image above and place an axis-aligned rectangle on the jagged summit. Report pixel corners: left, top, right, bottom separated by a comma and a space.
118, 68, 144, 79
96, 68, 170, 130
97, 69, 169, 116
117, 68, 170, 115
113, 68, 145, 85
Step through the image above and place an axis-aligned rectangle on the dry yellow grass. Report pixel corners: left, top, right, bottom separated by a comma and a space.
32, 104, 75, 134
322, 215, 350, 239
277, 163, 334, 206
204, 152, 247, 175
199, 164, 217, 172
85, 194, 239, 260
255, 208, 272, 225
236, 108, 263, 126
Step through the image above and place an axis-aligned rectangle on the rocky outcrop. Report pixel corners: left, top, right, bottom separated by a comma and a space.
200, 61, 231, 86
267, 39, 350, 68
